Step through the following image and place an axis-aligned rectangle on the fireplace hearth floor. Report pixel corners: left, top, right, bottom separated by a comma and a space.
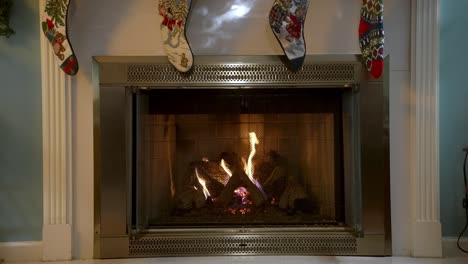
149, 204, 340, 228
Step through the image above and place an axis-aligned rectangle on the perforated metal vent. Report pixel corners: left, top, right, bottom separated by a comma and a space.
129, 234, 357, 256
127, 63, 357, 85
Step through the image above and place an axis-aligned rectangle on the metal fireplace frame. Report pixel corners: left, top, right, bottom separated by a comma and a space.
93, 55, 390, 258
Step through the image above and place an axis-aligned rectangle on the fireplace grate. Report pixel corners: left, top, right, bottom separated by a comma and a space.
129, 234, 357, 256
127, 63, 357, 84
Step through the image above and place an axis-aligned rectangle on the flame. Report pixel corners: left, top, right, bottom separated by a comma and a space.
244, 132, 265, 194
241, 157, 247, 172
220, 159, 232, 177
245, 132, 259, 179
195, 168, 211, 199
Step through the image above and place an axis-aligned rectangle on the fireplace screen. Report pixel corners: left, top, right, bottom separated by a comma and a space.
135, 89, 344, 229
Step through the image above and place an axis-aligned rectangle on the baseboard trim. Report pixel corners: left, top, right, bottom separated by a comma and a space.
0, 241, 43, 262
412, 221, 443, 257
442, 237, 468, 258
43, 224, 72, 261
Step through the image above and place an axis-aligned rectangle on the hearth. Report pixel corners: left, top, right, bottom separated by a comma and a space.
93, 55, 390, 258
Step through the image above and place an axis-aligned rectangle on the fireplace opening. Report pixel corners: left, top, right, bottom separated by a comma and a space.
135, 89, 345, 228
94, 56, 390, 257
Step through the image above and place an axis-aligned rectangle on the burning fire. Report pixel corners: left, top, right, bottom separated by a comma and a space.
234, 187, 250, 205
245, 132, 259, 179
212, 132, 266, 211
195, 168, 211, 199
245, 132, 264, 193
220, 159, 232, 177
227, 187, 253, 215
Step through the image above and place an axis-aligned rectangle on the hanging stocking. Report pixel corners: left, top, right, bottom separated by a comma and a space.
41, 0, 79, 76
359, 0, 384, 79
269, 0, 309, 71
158, 0, 194, 73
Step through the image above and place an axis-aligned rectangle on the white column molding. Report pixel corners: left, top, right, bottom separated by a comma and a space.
410, 0, 442, 257
39, 0, 73, 260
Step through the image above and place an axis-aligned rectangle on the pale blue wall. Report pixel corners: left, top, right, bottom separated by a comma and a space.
440, 0, 468, 237
0, 0, 42, 241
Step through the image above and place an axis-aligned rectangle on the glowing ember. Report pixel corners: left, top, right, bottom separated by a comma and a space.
220, 159, 232, 177
195, 168, 211, 199
270, 197, 277, 205
226, 187, 253, 215
234, 186, 249, 204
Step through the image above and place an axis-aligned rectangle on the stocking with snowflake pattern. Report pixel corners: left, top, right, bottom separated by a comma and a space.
41, 0, 78, 76
359, 0, 384, 79
159, 0, 194, 73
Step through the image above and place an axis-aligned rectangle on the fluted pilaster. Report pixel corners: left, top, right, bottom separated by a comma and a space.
40, 0, 73, 260
410, 0, 442, 257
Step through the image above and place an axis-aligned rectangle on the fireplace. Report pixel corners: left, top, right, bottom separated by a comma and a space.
93, 55, 390, 258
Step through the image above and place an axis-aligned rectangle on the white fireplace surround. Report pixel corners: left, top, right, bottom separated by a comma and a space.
32, 0, 440, 261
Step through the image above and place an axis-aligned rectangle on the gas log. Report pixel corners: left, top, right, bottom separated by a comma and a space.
216, 152, 265, 207
176, 151, 311, 212
261, 151, 288, 201
176, 185, 206, 210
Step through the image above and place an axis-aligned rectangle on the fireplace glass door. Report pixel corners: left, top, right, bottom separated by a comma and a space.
134, 88, 345, 229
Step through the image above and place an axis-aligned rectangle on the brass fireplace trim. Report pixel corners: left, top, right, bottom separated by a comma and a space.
93, 55, 390, 258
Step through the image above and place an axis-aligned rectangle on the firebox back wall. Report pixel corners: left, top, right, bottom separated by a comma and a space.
142, 113, 339, 226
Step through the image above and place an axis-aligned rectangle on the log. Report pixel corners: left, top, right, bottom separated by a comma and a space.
216, 167, 265, 207
263, 165, 287, 200
279, 177, 307, 210
176, 185, 206, 209
255, 160, 276, 185
175, 166, 213, 209
219, 152, 244, 169
257, 151, 287, 184
193, 165, 225, 198
193, 160, 229, 186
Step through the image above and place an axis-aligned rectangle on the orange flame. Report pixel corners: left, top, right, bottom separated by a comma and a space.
195, 168, 211, 199
220, 159, 232, 177
246, 132, 259, 181
244, 132, 265, 194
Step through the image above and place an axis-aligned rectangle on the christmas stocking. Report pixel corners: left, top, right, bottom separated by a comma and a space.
41, 0, 79, 76
359, 0, 384, 79
158, 0, 194, 73
269, 0, 309, 71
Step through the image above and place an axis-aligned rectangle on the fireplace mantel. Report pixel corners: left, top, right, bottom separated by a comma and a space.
38, 0, 441, 260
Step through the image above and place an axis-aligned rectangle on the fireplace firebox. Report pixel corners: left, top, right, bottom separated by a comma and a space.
93, 56, 390, 258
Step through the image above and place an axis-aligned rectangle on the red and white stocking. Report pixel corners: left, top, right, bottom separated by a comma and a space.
359, 0, 384, 79
269, 0, 309, 71
41, 0, 79, 76
158, 0, 194, 73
